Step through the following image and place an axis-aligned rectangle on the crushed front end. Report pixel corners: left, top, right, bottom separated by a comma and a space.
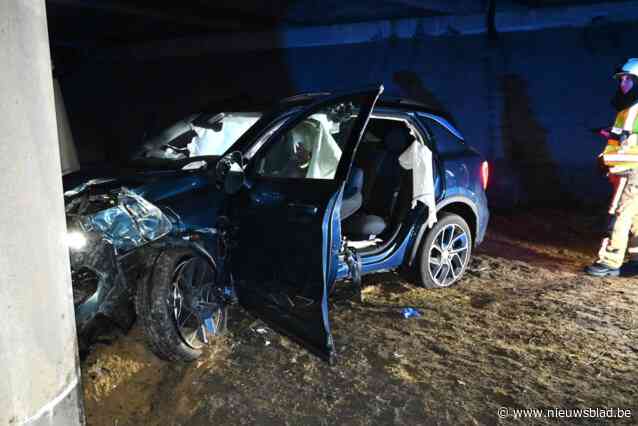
65, 182, 172, 350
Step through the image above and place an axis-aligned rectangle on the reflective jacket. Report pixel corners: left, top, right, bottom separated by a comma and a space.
602, 103, 638, 171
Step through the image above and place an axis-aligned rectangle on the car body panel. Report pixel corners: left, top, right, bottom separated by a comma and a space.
438, 154, 489, 245
414, 112, 489, 244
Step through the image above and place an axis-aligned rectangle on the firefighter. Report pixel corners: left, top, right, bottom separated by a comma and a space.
586, 58, 638, 277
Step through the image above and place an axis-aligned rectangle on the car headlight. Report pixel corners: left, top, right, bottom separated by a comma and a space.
85, 188, 172, 254
65, 231, 87, 250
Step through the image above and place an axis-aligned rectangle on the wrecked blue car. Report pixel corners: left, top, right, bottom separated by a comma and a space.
64, 86, 489, 362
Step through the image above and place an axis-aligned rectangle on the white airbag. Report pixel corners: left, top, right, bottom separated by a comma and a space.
305, 114, 342, 179
398, 140, 437, 228
188, 114, 260, 157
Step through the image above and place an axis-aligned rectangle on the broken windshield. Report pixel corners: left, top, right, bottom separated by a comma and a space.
134, 112, 262, 161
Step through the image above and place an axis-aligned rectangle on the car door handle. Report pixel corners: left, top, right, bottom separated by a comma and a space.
287, 203, 318, 216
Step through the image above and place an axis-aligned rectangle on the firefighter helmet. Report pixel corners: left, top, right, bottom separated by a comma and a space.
614, 58, 638, 79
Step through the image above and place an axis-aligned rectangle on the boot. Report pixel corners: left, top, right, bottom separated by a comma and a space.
585, 261, 620, 277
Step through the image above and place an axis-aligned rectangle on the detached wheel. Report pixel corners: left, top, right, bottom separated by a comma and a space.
415, 213, 472, 288
136, 248, 227, 362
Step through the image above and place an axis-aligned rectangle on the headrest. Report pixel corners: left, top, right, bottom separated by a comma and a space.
384, 126, 412, 154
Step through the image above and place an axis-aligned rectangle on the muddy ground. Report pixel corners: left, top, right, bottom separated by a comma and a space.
81, 209, 638, 425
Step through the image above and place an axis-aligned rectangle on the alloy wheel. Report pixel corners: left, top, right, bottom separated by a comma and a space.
169, 257, 223, 349
427, 223, 470, 287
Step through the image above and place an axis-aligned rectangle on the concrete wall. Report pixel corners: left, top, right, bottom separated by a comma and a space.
60, 15, 636, 208
0, 1, 83, 425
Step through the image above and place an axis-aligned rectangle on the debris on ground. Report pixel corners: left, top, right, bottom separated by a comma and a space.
400, 307, 422, 319
82, 208, 638, 426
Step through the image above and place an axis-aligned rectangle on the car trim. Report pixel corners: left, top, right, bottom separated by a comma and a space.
407, 196, 479, 267
414, 112, 465, 141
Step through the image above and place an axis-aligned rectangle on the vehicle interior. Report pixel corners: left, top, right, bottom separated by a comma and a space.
340, 117, 422, 254
251, 109, 428, 256
139, 106, 429, 259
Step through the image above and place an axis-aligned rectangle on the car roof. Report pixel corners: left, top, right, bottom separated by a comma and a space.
278, 92, 451, 119
276, 92, 460, 134
200, 91, 448, 118
194, 90, 460, 136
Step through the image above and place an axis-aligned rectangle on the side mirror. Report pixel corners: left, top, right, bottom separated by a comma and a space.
216, 151, 245, 194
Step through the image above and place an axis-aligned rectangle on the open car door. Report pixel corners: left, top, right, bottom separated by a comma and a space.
230, 87, 383, 362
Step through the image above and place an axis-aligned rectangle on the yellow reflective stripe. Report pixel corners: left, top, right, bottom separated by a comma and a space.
614, 105, 638, 132
604, 153, 638, 161
625, 104, 638, 131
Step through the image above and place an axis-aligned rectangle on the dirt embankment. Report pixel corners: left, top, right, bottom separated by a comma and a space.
82, 209, 638, 425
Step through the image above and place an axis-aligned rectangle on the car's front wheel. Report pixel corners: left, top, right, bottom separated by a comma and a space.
415, 212, 472, 288
136, 248, 227, 362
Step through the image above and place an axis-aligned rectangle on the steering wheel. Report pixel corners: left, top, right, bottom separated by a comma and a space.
215, 151, 244, 183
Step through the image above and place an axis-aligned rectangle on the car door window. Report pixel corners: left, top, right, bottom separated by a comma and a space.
255, 102, 361, 180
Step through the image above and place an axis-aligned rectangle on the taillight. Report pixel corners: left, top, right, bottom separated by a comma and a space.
481, 161, 489, 190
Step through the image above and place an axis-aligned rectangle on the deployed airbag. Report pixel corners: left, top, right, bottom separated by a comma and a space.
305, 114, 342, 179
188, 114, 260, 157
398, 141, 437, 228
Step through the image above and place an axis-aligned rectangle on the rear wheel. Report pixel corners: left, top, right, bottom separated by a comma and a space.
136, 248, 227, 362
415, 213, 472, 288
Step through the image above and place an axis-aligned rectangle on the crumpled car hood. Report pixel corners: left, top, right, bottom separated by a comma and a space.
65, 171, 210, 203
65, 168, 226, 233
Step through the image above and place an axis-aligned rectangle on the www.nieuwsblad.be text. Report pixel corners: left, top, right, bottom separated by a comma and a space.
498, 407, 632, 420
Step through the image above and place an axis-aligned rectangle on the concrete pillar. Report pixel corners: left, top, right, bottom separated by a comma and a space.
0, 2, 84, 425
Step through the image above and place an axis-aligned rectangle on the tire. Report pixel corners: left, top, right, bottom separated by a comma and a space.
414, 212, 473, 288
136, 248, 227, 362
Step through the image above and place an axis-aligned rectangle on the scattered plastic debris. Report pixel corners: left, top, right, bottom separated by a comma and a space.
392, 352, 404, 359
255, 327, 268, 335
401, 307, 422, 319
265, 340, 271, 346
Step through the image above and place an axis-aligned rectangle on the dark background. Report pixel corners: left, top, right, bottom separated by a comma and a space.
46, 0, 638, 208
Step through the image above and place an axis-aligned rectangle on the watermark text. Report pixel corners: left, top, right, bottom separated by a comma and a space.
498, 407, 632, 420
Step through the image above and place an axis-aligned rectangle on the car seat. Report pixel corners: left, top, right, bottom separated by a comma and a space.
340, 167, 363, 220
341, 125, 413, 240
366, 126, 412, 219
